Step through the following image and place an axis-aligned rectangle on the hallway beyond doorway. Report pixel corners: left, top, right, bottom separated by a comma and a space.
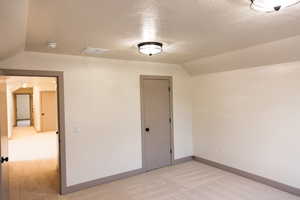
9, 127, 58, 161
16, 120, 30, 127
8, 126, 59, 199
9, 159, 58, 200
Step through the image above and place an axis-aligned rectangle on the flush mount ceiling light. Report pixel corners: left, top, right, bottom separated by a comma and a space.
138, 42, 163, 56
250, 0, 300, 12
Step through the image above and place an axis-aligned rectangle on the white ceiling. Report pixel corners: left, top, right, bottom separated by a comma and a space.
1, 0, 300, 72
185, 35, 300, 74
0, 0, 28, 60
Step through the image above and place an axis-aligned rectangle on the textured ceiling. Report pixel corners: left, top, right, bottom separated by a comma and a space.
24, 0, 300, 65
184, 35, 300, 75
0, 0, 28, 60
1, 0, 300, 71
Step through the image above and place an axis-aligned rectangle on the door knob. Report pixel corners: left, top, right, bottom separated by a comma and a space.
1, 157, 8, 164
145, 128, 150, 132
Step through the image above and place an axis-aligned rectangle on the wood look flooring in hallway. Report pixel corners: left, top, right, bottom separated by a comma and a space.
8, 160, 300, 200
8, 127, 60, 200
9, 159, 59, 200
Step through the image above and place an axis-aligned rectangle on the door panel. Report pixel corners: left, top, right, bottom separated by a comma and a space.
41, 91, 58, 132
0, 77, 9, 200
142, 77, 172, 171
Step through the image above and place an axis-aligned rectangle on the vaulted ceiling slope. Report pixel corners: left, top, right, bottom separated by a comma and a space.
184, 35, 300, 74
0, 0, 28, 61
1, 0, 300, 73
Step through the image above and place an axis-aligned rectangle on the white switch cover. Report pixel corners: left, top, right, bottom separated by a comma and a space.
73, 127, 80, 134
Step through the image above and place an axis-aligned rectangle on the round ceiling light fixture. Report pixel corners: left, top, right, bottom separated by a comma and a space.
250, 0, 300, 12
138, 42, 163, 56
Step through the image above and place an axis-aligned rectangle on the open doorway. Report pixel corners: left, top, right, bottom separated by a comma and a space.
14, 90, 33, 127
7, 76, 59, 198
0, 69, 66, 200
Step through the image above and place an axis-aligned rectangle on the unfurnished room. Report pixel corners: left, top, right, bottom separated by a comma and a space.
0, 0, 300, 200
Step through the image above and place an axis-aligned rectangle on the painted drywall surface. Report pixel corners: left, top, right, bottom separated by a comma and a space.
6, 82, 23, 138
192, 62, 300, 188
6, 86, 14, 138
0, 51, 193, 186
33, 86, 41, 131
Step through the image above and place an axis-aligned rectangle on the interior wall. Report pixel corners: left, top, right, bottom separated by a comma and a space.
6, 82, 22, 138
33, 86, 41, 131
192, 62, 300, 188
0, 51, 193, 186
6, 86, 14, 138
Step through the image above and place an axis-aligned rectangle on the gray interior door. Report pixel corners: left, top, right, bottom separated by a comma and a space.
0, 77, 9, 200
141, 77, 172, 171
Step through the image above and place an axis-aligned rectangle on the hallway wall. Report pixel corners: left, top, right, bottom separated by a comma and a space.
6, 82, 21, 138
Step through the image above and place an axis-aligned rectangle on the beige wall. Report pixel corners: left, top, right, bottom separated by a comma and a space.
2, 51, 300, 189
0, 51, 193, 186
6, 85, 15, 138
6, 82, 22, 138
192, 62, 300, 188
33, 86, 41, 131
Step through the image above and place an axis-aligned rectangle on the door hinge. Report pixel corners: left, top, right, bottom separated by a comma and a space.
170, 148, 173, 154
168, 86, 171, 92
169, 118, 171, 123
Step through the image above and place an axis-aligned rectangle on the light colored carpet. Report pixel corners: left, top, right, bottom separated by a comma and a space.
16, 120, 31, 127
9, 127, 58, 161
8, 160, 300, 200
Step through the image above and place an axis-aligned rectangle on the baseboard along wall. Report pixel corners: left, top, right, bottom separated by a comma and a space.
193, 156, 300, 197
63, 155, 300, 197
62, 156, 193, 194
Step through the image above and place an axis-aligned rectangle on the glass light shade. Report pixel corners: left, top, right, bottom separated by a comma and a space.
251, 0, 300, 12
138, 42, 163, 56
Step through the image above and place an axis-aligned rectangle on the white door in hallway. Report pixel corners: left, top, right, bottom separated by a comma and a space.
41, 91, 58, 132
0, 76, 9, 199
